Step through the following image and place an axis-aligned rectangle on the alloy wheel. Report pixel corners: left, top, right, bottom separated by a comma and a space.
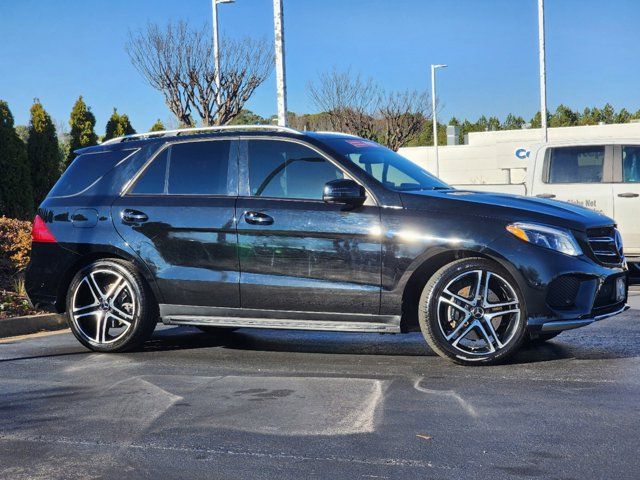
70, 268, 136, 345
437, 269, 521, 356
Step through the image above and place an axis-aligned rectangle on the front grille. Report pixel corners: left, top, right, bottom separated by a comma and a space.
586, 227, 622, 265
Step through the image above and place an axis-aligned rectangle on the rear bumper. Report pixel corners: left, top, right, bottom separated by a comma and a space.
539, 304, 630, 332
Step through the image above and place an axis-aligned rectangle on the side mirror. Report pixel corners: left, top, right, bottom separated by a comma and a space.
323, 179, 366, 207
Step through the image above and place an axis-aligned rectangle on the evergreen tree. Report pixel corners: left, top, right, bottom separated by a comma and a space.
66, 96, 97, 166
150, 119, 165, 132
0, 101, 34, 219
104, 108, 136, 141
503, 113, 525, 130
27, 100, 60, 207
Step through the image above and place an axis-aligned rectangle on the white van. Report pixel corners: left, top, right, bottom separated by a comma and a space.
447, 140, 640, 264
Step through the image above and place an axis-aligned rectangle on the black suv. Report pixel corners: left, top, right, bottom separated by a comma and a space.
25, 126, 629, 365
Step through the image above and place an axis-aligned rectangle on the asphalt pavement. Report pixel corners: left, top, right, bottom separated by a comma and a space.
1, 291, 639, 479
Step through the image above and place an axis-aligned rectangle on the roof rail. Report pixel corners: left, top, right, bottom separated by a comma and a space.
101, 124, 302, 145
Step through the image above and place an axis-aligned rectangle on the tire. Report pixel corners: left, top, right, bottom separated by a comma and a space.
66, 259, 158, 352
195, 326, 238, 334
418, 258, 527, 365
525, 331, 561, 345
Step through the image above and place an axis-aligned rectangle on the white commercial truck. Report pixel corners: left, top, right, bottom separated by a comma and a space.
399, 125, 640, 267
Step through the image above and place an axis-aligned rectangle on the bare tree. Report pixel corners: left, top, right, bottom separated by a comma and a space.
126, 21, 272, 127
379, 90, 429, 151
309, 69, 430, 149
309, 69, 380, 141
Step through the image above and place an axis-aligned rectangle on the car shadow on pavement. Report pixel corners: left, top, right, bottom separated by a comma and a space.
146, 326, 640, 363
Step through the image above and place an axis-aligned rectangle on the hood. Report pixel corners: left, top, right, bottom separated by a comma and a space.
400, 189, 614, 231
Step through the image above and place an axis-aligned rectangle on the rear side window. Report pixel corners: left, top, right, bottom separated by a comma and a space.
130, 149, 168, 194
547, 146, 605, 183
49, 149, 136, 198
622, 146, 640, 183
130, 140, 231, 195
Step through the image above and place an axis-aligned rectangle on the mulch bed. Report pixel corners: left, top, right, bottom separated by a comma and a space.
0, 269, 43, 320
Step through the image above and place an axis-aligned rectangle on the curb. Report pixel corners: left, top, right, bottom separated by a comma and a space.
0, 313, 67, 339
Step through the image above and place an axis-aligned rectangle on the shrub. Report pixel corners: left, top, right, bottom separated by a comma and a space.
0, 216, 32, 271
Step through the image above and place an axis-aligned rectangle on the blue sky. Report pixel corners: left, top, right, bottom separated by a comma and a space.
1, 0, 639, 133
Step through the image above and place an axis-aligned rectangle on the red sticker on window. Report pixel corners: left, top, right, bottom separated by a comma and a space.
345, 139, 376, 148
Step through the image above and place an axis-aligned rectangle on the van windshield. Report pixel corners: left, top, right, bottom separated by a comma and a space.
320, 137, 450, 191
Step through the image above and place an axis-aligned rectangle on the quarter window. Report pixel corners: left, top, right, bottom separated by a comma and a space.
622, 146, 640, 183
547, 146, 605, 183
248, 140, 344, 200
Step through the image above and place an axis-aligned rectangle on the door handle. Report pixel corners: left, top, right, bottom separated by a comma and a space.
244, 211, 274, 225
617, 192, 639, 198
536, 193, 556, 199
122, 209, 149, 223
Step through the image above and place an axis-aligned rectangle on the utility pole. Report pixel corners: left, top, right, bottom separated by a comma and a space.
212, 0, 235, 110
538, 0, 548, 142
273, 0, 288, 127
431, 64, 447, 178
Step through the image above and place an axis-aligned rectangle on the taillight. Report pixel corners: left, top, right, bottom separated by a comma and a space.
32, 215, 56, 243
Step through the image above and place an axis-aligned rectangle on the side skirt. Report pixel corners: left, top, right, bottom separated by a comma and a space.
159, 304, 401, 333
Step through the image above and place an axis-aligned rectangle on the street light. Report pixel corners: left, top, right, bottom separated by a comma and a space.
212, 0, 235, 109
538, 0, 548, 142
431, 63, 447, 178
273, 0, 288, 127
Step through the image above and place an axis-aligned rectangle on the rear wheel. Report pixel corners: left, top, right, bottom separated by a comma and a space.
418, 258, 526, 365
66, 259, 157, 352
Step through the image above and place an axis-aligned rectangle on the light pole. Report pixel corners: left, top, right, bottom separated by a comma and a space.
212, 0, 235, 109
273, 0, 288, 127
538, 0, 548, 142
431, 64, 447, 178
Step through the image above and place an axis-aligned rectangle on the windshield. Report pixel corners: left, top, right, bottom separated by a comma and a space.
320, 137, 450, 191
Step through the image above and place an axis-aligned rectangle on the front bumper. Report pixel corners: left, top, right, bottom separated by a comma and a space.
489, 233, 629, 332
539, 304, 630, 332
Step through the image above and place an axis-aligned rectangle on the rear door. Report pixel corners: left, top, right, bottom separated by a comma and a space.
112, 138, 240, 307
531, 145, 614, 218
236, 137, 381, 314
612, 145, 640, 259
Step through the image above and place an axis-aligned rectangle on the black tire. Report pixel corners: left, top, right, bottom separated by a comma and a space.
418, 258, 527, 366
195, 326, 238, 334
525, 331, 561, 345
66, 259, 158, 352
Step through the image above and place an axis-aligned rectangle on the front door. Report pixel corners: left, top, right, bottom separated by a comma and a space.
531, 145, 614, 218
112, 138, 240, 307
236, 138, 381, 314
613, 145, 640, 259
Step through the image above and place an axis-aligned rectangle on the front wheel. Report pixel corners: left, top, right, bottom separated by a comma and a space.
418, 258, 526, 365
66, 259, 158, 352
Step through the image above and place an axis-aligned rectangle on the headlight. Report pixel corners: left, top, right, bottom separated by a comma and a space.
506, 222, 582, 256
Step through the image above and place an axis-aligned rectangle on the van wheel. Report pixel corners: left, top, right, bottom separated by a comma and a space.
525, 332, 561, 345
66, 259, 158, 352
418, 258, 526, 365
195, 326, 238, 333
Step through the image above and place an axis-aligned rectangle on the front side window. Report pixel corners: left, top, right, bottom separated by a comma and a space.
130, 140, 230, 195
547, 146, 605, 183
622, 145, 640, 183
248, 140, 344, 200
320, 138, 450, 191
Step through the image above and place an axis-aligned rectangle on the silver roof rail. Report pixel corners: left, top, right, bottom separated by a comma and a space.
101, 124, 302, 145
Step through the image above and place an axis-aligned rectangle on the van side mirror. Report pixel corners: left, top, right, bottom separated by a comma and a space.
323, 179, 366, 207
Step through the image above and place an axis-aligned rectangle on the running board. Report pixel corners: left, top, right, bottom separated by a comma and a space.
163, 315, 400, 333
